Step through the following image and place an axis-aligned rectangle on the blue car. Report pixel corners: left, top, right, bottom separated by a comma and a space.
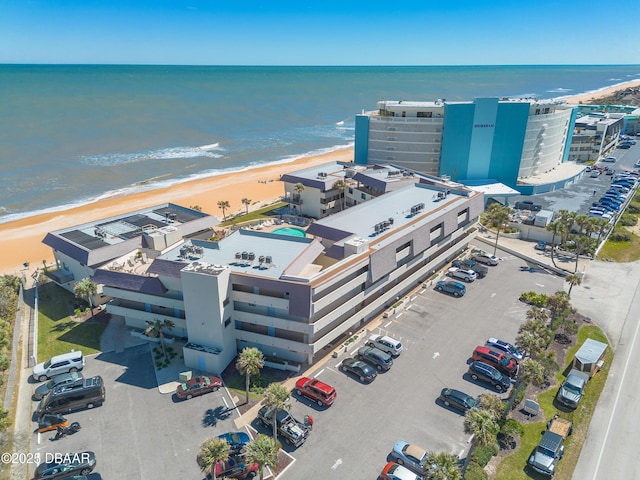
217, 431, 250, 452
435, 280, 466, 297
390, 440, 428, 475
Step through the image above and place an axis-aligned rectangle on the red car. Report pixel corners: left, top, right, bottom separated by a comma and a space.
471, 346, 518, 377
208, 455, 258, 479
175, 375, 222, 400
294, 377, 337, 407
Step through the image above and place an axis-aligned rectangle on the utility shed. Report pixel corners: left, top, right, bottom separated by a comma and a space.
534, 210, 554, 227
573, 338, 608, 376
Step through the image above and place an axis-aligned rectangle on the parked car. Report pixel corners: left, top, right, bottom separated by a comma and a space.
618, 143, 631, 149
32, 351, 85, 382
472, 346, 518, 377
357, 345, 393, 371
294, 377, 337, 406
447, 267, 477, 283
380, 461, 424, 480
434, 280, 466, 297
339, 357, 377, 383
439, 388, 478, 413
602, 156, 617, 163
451, 258, 488, 278
217, 431, 251, 453
467, 361, 512, 392
556, 369, 590, 409
175, 375, 222, 400
34, 372, 83, 400
34, 451, 96, 479
209, 455, 258, 479
590, 170, 601, 178
37, 376, 105, 416
390, 440, 428, 475
514, 201, 542, 212
534, 241, 547, 251
367, 334, 403, 356
472, 252, 499, 266
485, 338, 524, 362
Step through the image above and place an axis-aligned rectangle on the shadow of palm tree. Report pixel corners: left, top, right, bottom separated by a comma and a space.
202, 405, 232, 427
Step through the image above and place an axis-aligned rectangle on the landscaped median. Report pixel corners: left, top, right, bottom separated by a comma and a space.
494, 326, 611, 480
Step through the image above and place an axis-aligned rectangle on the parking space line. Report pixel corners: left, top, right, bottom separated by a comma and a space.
411, 295, 417, 301
458, 449, 465, 459
406, 304, 414, 311
222, 397, 228, 409
313, 369, 325, 378
419, 288, 426, 294
384, 320, 392, 328
395, 312, 404, 319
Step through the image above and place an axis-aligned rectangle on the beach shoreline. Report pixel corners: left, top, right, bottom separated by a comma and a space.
3, 78, 640, 278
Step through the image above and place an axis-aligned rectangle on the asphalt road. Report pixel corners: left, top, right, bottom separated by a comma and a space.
279, 251, 562, 479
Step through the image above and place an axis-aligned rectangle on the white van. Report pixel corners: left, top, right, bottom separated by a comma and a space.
32, 350, 85, 382
367, 334, 403, 357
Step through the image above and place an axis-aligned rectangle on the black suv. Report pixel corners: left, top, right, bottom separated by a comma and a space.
451, 259, 488, 278
467, 361, 511, 392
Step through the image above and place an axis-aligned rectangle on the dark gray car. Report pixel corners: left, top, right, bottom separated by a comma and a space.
357, 346, 393, 372
556, 369, 589, 409
33, 372, 84, 400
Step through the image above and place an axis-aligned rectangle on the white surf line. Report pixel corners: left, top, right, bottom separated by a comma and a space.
313, 369, 325, 378
384, 320, 392, 328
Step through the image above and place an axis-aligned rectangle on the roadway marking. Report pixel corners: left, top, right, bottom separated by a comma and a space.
349, 346, 359, 355
411, 295, 417, 301
222, 397, 229, 409
406, 304, 414, 310
458, 449, 465, 459
37, 431, 41, 445
419, 288, 426, 294
395, 312, 404, 319
313, 369, 325, 378
433, 352, 440, 359
491, 293, 496, 298
536, 283, 545, 287
467, 434, 475, 444
592, 279, 640, 480
384, 320, 392, 328
331, 458, 343, 470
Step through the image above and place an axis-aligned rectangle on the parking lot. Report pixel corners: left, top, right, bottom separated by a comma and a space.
25, 246, 562, 480
29, 345, 244, 480
275, 246, 562, 479
509, 141, 640, 215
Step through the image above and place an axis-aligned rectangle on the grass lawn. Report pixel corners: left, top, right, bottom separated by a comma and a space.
495, 326, 612, 480
597, 230, 640, 262
219, 201, 287, 227
36, 282, 105, 362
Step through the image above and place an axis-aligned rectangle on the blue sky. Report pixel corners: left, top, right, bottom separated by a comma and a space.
2, 0, 639, 65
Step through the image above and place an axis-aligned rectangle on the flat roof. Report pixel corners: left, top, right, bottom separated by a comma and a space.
158, 229, 314, 280
280, 161, 349, 189
518, 162, 586, 186
308, 183, 471, 247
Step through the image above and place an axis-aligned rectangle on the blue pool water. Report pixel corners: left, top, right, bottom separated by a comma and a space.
272, 227, 307, 237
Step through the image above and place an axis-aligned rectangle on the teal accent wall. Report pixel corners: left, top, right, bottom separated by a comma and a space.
441, 98, 529, 187
440, 103, 474, 182
562, 107, 578, 163
355, 115, 370, 165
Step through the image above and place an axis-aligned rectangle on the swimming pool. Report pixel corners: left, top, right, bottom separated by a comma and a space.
271, 227, 307, 237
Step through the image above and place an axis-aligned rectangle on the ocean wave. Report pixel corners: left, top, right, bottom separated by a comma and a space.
0, 142, 354, 225
80, 145, 223, 167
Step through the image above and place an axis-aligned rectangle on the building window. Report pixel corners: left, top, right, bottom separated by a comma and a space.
268, 326, 275, 337
361, 193, 366, 200
224, 317, 231, 328
223, 297, 229, 307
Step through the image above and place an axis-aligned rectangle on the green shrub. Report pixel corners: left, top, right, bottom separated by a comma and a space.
519, 291, 548, 307
610, 228, 632, 242
473, 444, 498, 467
627, 203, 640, 214
509, 385, 526, 409
464, 461, 489, 480
619, 214, 638, 227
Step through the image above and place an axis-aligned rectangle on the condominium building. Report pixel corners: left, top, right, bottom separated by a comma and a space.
43, 168, 483, 374
355, 97, 577, 191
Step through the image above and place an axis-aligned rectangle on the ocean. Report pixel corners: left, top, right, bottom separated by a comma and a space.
1, 64, 639, 224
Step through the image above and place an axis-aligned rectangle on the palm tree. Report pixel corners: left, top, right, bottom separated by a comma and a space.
554, 209, 572, 245
236, 347, 265, 404
74, 278, 98, 320
333, 179, 346, 211
145, 318, 175, 361
546, 291, 573, 322
593, 217, 611, 245
477, 393, 505, 421
426, 451, 462, 480
565, 273, 582, 297
546, 221, 567, 268
196, 437, 229, 480
464, 409, 500, 447
526, 306, 550, 324
484, 204, 513, 256
573, 235, 597, 271
241, 198, 252, 215
262, 382, 291, 441
518, 358, 545, 387
293, 183, 304, 212
245, 434, 279, 480
217, 200, 230, 221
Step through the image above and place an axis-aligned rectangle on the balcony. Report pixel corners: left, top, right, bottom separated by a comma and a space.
45, 268, 74, 285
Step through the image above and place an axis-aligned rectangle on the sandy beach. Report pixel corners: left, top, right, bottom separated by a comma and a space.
561, 79, 640, 104
0, 147, 353, 276
3, 78, 640, 278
